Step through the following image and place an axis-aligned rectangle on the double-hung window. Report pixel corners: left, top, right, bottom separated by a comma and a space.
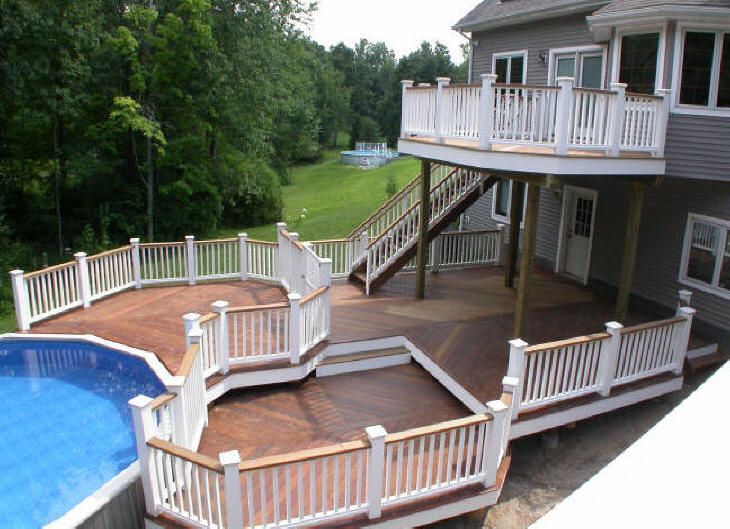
492, 179, 526, 225
493, 51, 527, 84
676, 29, 730, 112
680, 213, 730, 298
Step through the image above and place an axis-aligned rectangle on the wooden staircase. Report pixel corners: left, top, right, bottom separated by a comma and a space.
348, 169, 497, 294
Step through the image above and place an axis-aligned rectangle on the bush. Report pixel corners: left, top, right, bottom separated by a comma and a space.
218, 153, 283, 228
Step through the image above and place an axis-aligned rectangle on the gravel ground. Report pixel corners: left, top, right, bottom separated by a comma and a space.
426, 368, 717, 529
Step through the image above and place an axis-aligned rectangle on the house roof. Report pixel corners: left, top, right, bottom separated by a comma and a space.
593, 0, 730, 16
453, 0, 610, 32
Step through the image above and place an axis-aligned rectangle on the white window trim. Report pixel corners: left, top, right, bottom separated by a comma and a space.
547, 45, 608, 87
678, 212, 730, 300
610, 24, 668, 93
491, 180, 527, 227
671, 24, 730, 117
491, 50, 528, 83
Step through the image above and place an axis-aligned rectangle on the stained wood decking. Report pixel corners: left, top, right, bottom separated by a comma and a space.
198, 364, 469, 460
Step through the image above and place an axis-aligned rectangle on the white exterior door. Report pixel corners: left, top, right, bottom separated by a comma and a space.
564, 188, 596, 281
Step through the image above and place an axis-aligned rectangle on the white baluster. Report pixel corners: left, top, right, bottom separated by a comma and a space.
219, 450, 244, 529
212, 301, 229, 374
598, 321, 624, 396
75, 252, 92, 309
129, 395, 160, 515
554, 77, 574, 156
185, 235, 196, 286
10, 270, 31, 331
365, 425, 387, 519
608, 82, 627, 157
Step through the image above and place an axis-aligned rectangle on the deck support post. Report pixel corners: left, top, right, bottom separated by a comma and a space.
212, 301, 230, 374
238, 233, 249, 281
365, 425, 387, 519
10, 270, 30, 331
608, 83, 627, 157
220, 450, 245, 529
506, 339, 527, 420
504, 181, 524, 289
130, 238, 142, 289
514, 183, 540, 337
616, 181, 644, 322
129, 395, 160, 516
484, 400, 509, 487
288, 293, 301, 365
599, 322, 624, 397
673, 307, 696, 375
74, 252, 92, 309
185, 235, 196, 286
479, 74, 498, 150
415, 159, 432, 299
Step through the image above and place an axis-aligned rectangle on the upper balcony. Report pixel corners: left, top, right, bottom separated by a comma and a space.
398, 75, 670, 176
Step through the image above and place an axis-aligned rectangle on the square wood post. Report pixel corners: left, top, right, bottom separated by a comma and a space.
129, 395, 160, 515
504, 181, 524, 288
416, 160, 432, 299
365, 425, 387, 519
514, 183, 540, 337
674, 307, 696, 375
484, 400, 509, 487
75, 252, 92, 308
598, 321, 624, 397
608, 83, 627, 157
400, 80, 414, 137
288, 293, 301, 365
506, 339, 527, 420
219, 450, 244, 529
212, 301, 229, 374
479, 74, 498, 150
10, 270, 31, 331
130, 237, 142, 289
554, 77, 574, 156
185, 235, 196, 286
238, 233, 249, 281
616, 181, 645, 322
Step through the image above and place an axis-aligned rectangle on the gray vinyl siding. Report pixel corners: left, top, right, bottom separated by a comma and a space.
665, 114, 730, 182
471, 14, 597, 85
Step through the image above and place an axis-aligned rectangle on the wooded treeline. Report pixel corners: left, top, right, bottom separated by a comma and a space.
0, 0, 465, 316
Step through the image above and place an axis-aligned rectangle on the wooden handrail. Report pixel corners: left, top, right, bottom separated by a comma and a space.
280, 230, 305, 250
238, 439, 370, 472
24, 261, 76, 279
626, 92, 663, 101
572, 87, 618, 96
147, 437, 223, 472
310, 238, 352, 244
138, 241, 185, 248
494, 83, 560, 90
228, 301, 290, 314
445, 83, 481, 89
620, 316, 684, 335
176, 343, 200, 378
300, 286, 328, 305
151, 392, 176, 411
525, 332, 610, 354
198, 313, 219, 325
441, 229, 501, 237
384, 414, 490, 444
195, 238, 237, 245
248, 239, 278, 247
406, 85, 436, 91
87, 246, 132, 260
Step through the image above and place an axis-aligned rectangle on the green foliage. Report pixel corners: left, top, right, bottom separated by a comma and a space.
385, 173, 398, 198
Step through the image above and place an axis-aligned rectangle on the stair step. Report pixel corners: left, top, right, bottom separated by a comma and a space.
317, 347, 411, 377
349, 271, 367, 286
320, 346, 410, 366
687, 349, 727, 373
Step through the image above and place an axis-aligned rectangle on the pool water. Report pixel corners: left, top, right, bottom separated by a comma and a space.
0, 340, 166, 528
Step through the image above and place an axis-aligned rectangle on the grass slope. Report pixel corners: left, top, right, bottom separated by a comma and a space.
214, 150, 420, 242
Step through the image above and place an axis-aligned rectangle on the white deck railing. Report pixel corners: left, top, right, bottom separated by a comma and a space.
87, 246, 135, 301
401, 76, 671, 157
507, 300, 696, 418
403, 229, 504, 272
130, 398, 513, 529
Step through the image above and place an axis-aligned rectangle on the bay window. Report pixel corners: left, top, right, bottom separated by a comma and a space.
677, 29, 730, 110
619, 33, 660, 94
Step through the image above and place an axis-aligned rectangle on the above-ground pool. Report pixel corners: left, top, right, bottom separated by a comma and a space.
340, 149, 399, 168
0, 339, 166, 528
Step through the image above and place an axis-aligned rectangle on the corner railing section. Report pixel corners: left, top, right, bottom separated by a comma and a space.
130, 389, 515, 529
506, 291, 696, 419
400, 76, 671, 158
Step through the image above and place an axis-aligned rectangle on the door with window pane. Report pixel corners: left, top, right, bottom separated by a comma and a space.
554, 52, 604, 88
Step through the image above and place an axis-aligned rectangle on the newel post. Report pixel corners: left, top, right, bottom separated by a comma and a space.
212, 301, 230, 374
185, 235, 196, 286
219, 450, 244, 529
598, 321, 624, 397
484, 400, 509, 488
288, 293, 301, 365
479, 73, 498, 150
654, 88, 672, 157
319, 257, 333, 288
74, 252, 92, 308
434, 77, 451, 143
277, 222, 289, 289
10, 270, 31, 331
183, 313, 202, 348
506, 339, 527, 420
608, 82, 627, 157
674, 307, 696, 375
554, 77, 574, 156
129, 395, 160, 515
400, 80, 415, 137
130, 238, 142, 289
677, 289, 693, 311
238, 233, 249, 281
365, 425, 387, 519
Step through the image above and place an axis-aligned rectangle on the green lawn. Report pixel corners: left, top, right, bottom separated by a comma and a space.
213, 151, 420, 242
0, 314, 16, 334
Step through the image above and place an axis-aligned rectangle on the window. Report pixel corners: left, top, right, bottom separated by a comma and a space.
619, 33, 660, 94
677, 30, 730, 110
553, 49, 605, 88
492, 179, 526, 224
680, 214, 730, 298
493, 52, 526, 84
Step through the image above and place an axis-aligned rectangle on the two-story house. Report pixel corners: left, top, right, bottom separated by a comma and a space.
400, 0, 729, 349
